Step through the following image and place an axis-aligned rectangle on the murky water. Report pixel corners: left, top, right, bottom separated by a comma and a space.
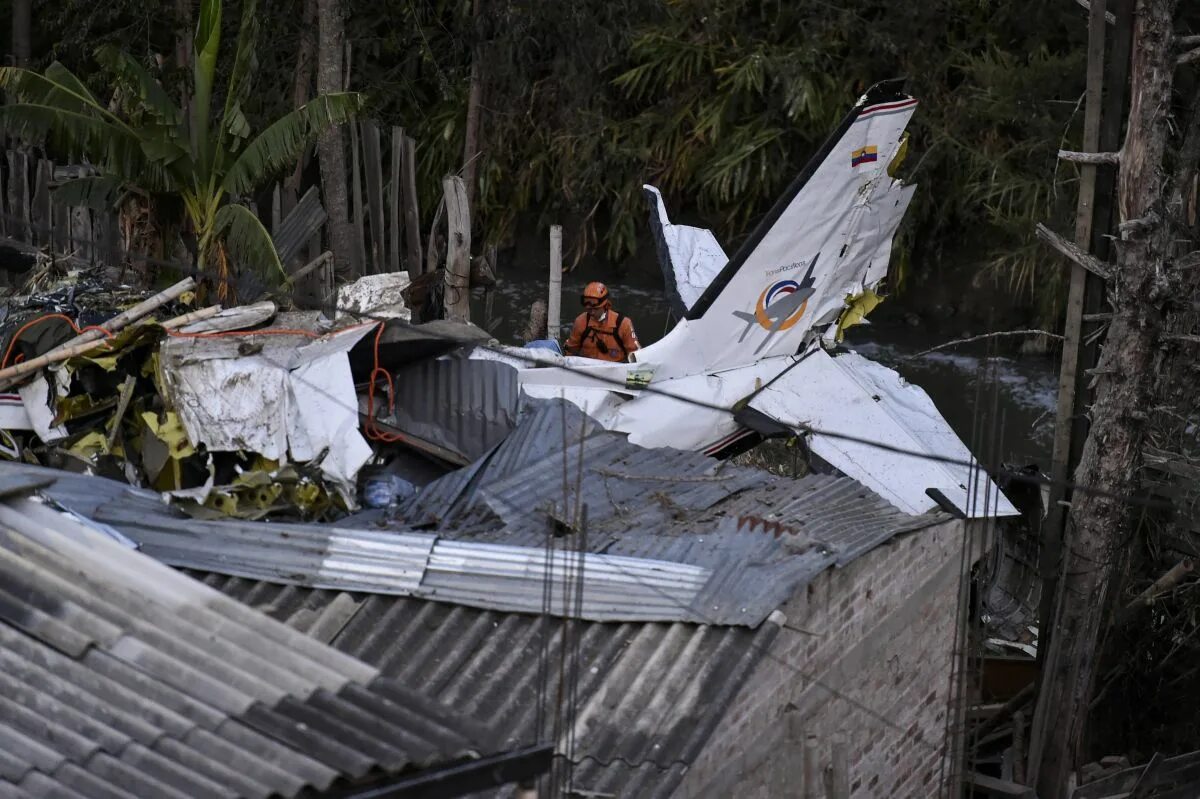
472, 266, 1058, 470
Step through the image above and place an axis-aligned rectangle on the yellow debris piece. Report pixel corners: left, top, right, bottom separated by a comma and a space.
835, 289, 884, 343
887, 133, 909, 178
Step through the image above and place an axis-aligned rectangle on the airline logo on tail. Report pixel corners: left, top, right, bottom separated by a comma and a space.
732, 254, 819, 348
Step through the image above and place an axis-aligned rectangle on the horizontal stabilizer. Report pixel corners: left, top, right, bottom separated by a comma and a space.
747, 348, 1018, 517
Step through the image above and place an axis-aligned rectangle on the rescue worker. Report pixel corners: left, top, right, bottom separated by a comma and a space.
564, 281, 640, 362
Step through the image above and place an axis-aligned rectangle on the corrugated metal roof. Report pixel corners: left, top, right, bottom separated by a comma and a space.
404, 398, 763, 534
195, 576, 783, 799
0, 474, 503, 799
86, 500, 714, 622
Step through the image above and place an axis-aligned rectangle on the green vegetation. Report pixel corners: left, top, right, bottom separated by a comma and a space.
28, 0, 1091, 320
0, 0, 360, 292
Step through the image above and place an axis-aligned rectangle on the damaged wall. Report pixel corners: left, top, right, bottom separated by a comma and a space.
676, 517, 976, 798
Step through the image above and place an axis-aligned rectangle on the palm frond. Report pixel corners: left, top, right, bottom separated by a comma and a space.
52, 176, 126, 209
0, 103, 139, 168
94, 45, 182, 126
220, 0, 260, 152
0, 65, 106, 116
191, 0, 223, 177
222, 92, 363, 196
214, 202, 285, 286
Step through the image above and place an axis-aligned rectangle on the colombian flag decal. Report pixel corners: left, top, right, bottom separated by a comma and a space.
851, 145, 878, 167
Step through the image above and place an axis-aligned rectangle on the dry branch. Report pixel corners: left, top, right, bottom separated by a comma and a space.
903, 329, 1063, 361
1035, 223, 1113, 280
1179, 48, 1200, 66
1125, 559, 1195, 611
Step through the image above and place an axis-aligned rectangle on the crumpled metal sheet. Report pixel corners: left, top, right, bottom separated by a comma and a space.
160, 322, 375, 500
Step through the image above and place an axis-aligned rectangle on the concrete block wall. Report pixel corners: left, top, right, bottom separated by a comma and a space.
675, 518, 976, 798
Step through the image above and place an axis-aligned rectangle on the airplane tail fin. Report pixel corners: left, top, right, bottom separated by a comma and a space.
638, 80, 918, 374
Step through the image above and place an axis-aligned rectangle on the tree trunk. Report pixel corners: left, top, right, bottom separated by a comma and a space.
1030, 1, 1187, 795
442, 176, 471, 323
461, 0, 485, 212
11, 0, 30, 67
316, 0, 354, 296
174, 0, 193, 115
285, 0, 318, 210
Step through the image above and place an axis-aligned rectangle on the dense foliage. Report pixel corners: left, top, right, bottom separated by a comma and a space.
33, 0, 1089, 320
3, 0, 360, 292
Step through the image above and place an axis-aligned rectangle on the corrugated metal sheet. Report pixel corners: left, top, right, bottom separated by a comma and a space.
0, 476, 501, 799
273, 185, 326, 265
405, 398, 763, 535
197, 576, 782, 799
378, 357, 520, 464
90, 501, 714, 622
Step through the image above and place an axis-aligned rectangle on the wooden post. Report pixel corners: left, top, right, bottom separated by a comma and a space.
349, 119, 367, 277
388, 127, 402, 274
401, 133, 423, 274
30, 159, 51, 246
1013, 710, 1027, 785
1033, 0, 1108, 753
442, 176, 471, 323
548, 225, 563, 342
7, 151, 30, 243
803, 734, 820, 798
362, 119, 386, 275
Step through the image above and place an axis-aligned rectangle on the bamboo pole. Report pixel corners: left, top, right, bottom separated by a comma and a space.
548, 225, 562, 342
161, 304, 222, 330
0, 276, 195, 387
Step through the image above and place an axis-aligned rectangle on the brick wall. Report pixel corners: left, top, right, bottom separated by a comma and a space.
674, 518, 980, 798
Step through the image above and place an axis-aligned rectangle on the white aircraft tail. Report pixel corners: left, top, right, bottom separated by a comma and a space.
636, 79, 918, 376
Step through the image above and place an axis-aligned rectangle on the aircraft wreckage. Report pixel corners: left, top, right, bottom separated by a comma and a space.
406, 79, 1016, 519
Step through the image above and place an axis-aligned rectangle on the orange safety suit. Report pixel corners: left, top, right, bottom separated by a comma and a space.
564, 309, 640, 362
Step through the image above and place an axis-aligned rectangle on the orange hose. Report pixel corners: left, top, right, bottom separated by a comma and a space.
0, 313, 114, 369
364, 321, 403, 442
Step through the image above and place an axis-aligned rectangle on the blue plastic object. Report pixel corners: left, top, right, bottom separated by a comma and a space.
523, 339, 562, 354
363, 474, 417, 508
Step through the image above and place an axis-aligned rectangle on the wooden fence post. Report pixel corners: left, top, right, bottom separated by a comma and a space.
31, 159, 51, 246
401, 131, 423, 274
388, 127, 402, 274
362, 120, 385, 275
548, 225, 562, 342
442, 175, 471, 323
349, 120, 367, 277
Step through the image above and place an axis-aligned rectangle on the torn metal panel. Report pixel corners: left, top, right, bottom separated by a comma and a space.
747, 348, 1019, 517
644, 185, 728, 316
